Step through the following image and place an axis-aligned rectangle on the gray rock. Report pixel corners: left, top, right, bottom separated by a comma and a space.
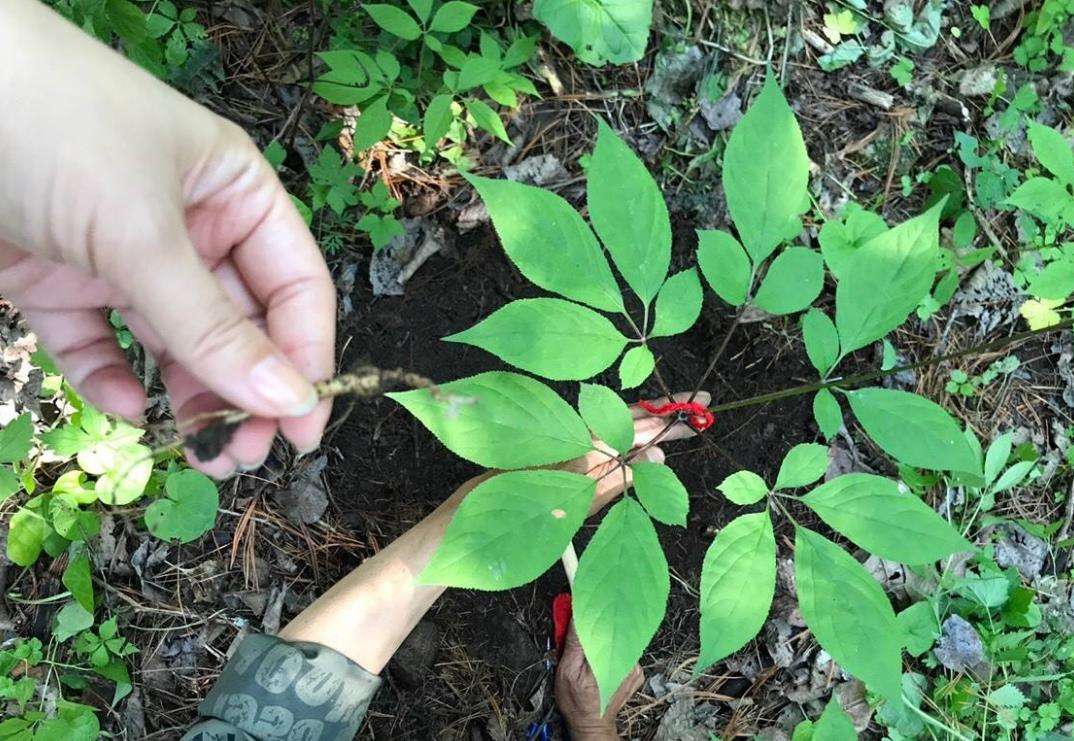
994, 523, 1048, 579
935, 615, 985, 672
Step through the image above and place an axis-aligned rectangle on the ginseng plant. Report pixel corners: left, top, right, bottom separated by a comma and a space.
388, 72, 991, 711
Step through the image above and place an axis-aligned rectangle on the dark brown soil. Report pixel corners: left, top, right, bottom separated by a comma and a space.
325, 216, 820, 738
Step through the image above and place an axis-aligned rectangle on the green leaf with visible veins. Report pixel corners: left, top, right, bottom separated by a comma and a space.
578, 384, 634, 454
696, 512, 775, 674
464, 173, 622, 312
352, 96, 393, 151
1006, 177, 1074, 223
446, 299, 627, 381
574, 498, 668, 712
588, 120, 670, 304
364, 3, 421, 39
813, 389, 843, 439
145, 469, 219, 543
465, 99, 512, 144
794, 526, 902, 702
802, 473, 973, 564
801, 309, 839, 375
7, 508, 50, 567
847, 387, 979, 472
388, 372, 593, 468
0, 413, 33, 464
717, 470, 768, 505
775, 443, 828, 490
650, 269, 702, 337
619, 346, 654, 389
630, 462, 688, 526
835, 203, 942, 355
753, 247, 824, 315
1027, 122, 1074, 186
532, 0, 653, 66
419, 470, 594, 589
696, 229, 751, 306
722, 72, 809, 264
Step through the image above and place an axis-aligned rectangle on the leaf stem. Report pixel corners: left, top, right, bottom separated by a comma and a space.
689, 305, 745, 403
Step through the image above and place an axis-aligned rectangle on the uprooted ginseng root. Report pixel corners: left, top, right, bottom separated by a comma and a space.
182, 366, 434, 461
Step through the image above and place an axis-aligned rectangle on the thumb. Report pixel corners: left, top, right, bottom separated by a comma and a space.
116, 213, 317, 419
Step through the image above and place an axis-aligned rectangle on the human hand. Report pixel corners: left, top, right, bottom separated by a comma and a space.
563, 391, 711, 516
555, 621, 643, 740
0, 0, 334, 477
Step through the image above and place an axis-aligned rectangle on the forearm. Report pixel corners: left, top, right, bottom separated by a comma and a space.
278, 475, 485, 672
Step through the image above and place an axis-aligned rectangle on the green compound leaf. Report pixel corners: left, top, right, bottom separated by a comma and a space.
696, 229, 751, 306
696, 511, 775, 674
1027, 122, 1074, 186
62, 548, 95, 613
835, 204, 942, 355
588, 120, 670, 305
619, 346, 655, 389
6, 508, 50, 567
794, 526, 902, 702
532, 0, 653, 66
574, 498, 669, 712
419, 470, 594, 589
429, 1, 479, 33
145, 469, 219, 543
0, 413, 33, 464
650, 269, 703, 337
716, 470, 768, 505
813, 389, 843, 439
801, 309, 839, 375
847, 387, 979, 472
774, 443, 828, 490
464, 173, 622, 313
802, 473, 973, 564
364, 3, 421, 39
389, 372, 593, 468
753, 247, 824, 315
446, 299, 627, 381
630, 462, 688, 526
578, 383, 634, 454
723, 72, 809, 265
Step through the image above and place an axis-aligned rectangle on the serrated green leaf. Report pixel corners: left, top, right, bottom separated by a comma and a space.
794, 526, 902, 702
630, 462, 688, 526
897, 600, 940, 656
847, 387, 979, 472
574, 498, 668, 712
775, 443, 828, 490
532, 0, 653, 66
716, 470, 768, 505
6, 508, 49, 567
578, 384, 634, 454
0, 414, 33, 464
696, 512, 775, 674
836, 204, 941, 355
463, 173, 622, 312
753, 247, 824, 315
446, 298, 626, 380
364, 3, 421, 39
650, 269, 702, 337
987, 683, 1027, 708
62, 549, 95, 613
723, 72, 809, 264
813, 389, 843, 439
419, 470, 593, 589
696, 229, 751, 306
1027, 122, 1074, 186
802, 309, 839, 375
619, 346, 654, 389
588, 121, 670, 304
388, 372, 592, 468
145, 469, 219, 543
802, 473, 973, 563
430, 1, 479, 32
819, 204, 887, 280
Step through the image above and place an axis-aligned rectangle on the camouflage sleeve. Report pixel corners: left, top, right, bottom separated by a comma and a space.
181, 633, 381, 741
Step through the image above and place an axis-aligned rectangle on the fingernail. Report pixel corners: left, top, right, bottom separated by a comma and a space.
643, 448, 665, 463
295, 442, 321, 456
249, 355, 318, 416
